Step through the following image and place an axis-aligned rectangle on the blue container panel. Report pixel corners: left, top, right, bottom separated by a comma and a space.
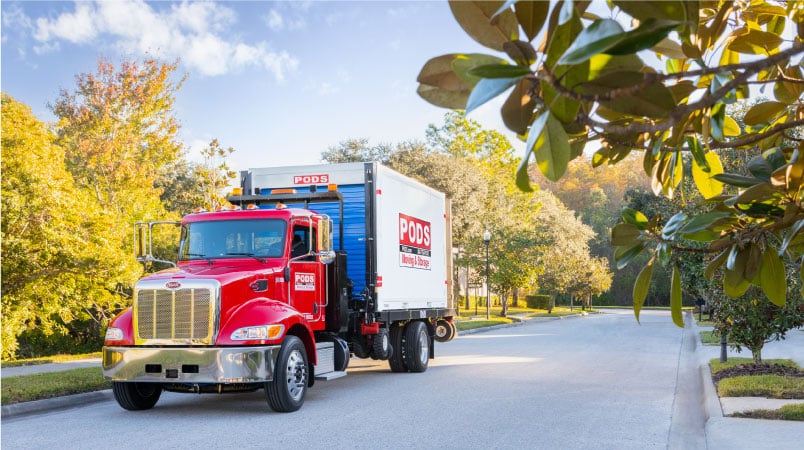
268, 184, 367, 299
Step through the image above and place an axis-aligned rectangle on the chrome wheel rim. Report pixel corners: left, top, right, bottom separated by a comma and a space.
285, 349, 306, 402
417, 329, 428, 365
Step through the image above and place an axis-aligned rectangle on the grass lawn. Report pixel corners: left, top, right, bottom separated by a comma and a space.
1, 367, 110, 405
1, 352, 102, 368
710, 358, 800, 375
732, 403, 804, 420
717, 375, 804, 399
455, 318, 513, 331
700, 330, 737, 346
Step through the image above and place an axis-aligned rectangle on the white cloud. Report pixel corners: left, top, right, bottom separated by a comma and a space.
265, 10, 283, 31
28, 0, 297, 80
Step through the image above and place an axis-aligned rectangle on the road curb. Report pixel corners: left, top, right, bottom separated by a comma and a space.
1, 389, 112, 419
458, 313, 589, 335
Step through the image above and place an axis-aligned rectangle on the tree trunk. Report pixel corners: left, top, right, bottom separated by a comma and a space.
501, 291, 509, 318
511, 289, 518, 308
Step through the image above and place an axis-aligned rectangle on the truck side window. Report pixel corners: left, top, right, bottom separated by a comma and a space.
291, 226, 317, 260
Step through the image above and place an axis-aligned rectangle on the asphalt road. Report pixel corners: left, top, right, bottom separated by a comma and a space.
2, 310, 690, 449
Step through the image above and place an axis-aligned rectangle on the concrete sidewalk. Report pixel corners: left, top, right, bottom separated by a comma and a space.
694, 324, 804, 450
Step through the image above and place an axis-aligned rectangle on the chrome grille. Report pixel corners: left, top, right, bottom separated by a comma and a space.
134, 280, 218, 345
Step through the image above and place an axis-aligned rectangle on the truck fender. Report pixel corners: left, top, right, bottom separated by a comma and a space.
217, 298, 317, 364
104, 308, 134, 345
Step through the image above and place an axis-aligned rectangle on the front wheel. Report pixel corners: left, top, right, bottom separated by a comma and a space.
112, 382, 162, 411
434, 319, 455, 342
266, 335, 308, 412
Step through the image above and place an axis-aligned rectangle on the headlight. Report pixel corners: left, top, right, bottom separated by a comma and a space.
105, 327, 124, 341
230, 324, 284, 341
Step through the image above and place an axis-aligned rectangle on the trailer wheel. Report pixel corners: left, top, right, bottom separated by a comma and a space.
112, 382, 162, 411
403, 321, 430, 373
266, 335, 308, 412
388, 323, 407, 373
434, 319, 455, 342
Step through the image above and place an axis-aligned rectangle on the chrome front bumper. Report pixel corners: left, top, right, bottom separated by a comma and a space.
103, 346, 281, 383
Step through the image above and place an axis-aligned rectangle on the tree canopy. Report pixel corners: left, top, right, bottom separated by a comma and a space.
418, 0, 804, 325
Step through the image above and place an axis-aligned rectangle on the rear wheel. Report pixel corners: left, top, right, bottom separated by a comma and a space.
266, 335, 308, 412
388, 323, 407, 373
371, 328, 392, 360
403, 321, 430, 373
112, 382, 162, 411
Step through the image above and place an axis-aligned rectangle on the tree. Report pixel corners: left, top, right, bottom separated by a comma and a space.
1, 94, 134, 359
417, 1, 804, 325
321, 138, 394, 164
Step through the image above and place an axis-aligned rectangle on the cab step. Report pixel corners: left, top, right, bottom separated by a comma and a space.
315, 371, 347, 381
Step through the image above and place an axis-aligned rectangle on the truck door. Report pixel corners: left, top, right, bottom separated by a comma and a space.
288, 224, 326, 330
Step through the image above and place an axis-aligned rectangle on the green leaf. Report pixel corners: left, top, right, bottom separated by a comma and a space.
501, 79, 536, 135
713, 173, 763, 188
662, 212, 686, 239
416, 84, 470, 110
680, 212, 732, 235
452, 53, 510, 85
671, 264, 684, 328
503, 40, 538, 66
612, 223, 641, 246
468, 64, 533, 79
558, 19, 625, 65
582, 71, 675, 119
465, 77, 521, 114
633, 257, 655, 324
743, 101, 788, 126
516, 155, 534, 192
780, 219, 804, 255
449, 1, 519, 51
723, 115, 741, 137
605, 19, 682, 55
747, 154, 776, 182
514, 0, 549, 42
525, 112, 570, 181
541, 11, 585, 123
614, 1, 688, 23
615, 242, 645, 269
705, 248, 729, 280
651, 38, 687, 59
622, 208, 649, 229
692, 151, 725, 199
728, 28, 784, 55
559, 0, 574, 25
759, 250, 786, 306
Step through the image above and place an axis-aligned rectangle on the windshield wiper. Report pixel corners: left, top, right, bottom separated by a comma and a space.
185, 253, 214, 265
225, 252, 268, 263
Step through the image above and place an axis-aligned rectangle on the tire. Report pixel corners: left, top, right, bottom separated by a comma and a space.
371, 328, 392, 360
403, 321, 430, 373
266, 335, 308, 412
388, 323, 407, 373
434, 319, 455, 342
331, 336, 350, 372
351, 337, 371, 359
112, 382, 162, 411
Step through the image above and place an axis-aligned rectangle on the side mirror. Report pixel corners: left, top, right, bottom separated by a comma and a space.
314, 215, 335, 264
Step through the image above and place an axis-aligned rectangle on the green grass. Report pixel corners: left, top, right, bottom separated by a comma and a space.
717, 375, 804, 399
710, 358, 800, 375
455, 318, 513, 331
1, 367, 110, 405
1, 352, 102, 368
528, 310, 582, 318
732, 403, 804, 421
700, 330, 737, 346
696, 319, 716, 327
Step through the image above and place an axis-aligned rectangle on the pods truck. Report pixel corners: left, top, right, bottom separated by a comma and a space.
102, 162, 457, 412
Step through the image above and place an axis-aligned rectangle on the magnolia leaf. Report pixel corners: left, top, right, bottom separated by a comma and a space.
692, 151, 725, 199
501, 79, 536, 135
705, 248, 729, 280
452, 53, 510, 85
744, 243, 763, 283
668, 80, 697, 104
516, 154, 534, 192
734, 183, 777, 205
605, 19, 682, 55
651, 37, 687, 59
417, 54, 476, 90
774, 66, 804, 104
780, 219, 804, 254
514, 1, 549, 42
587, 53, 645, 80
662, 212, 686, 239
614, 1, 688, 23
633, 257, 655, 324
615, 242, 645, 269
541, 11, 585, 123
468, 64, 533, 79
416, 84, 470, 110
503, 40, 538, 65
723, 115, 741, 136
713, 173, 763, 188
559, 0, 575, 25
558, 19, 625, 65
671, 264, 684, 328
622, 207, 649, 229
611, 223, 641, 246
728, 28, 784, 55
465, 77, 521, 115
747, 153, 777, 181
759, 249, 786, 306
449, 1, 519, 51
724, 266, 751, 298
525, 112, 571, 181
679, 211, 732, 235
582, 71, 675, 119
743, 101, 788, 126
517, 111, 551, 192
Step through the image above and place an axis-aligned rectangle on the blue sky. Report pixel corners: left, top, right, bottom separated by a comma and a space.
2, 0, 518, 171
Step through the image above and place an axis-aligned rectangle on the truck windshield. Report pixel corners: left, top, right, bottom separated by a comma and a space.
179, 219, 287, 260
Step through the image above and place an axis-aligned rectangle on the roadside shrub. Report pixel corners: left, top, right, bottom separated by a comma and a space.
526, 295, 552, 310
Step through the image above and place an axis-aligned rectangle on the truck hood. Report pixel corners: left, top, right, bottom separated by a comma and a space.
142, 260, 284, 285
